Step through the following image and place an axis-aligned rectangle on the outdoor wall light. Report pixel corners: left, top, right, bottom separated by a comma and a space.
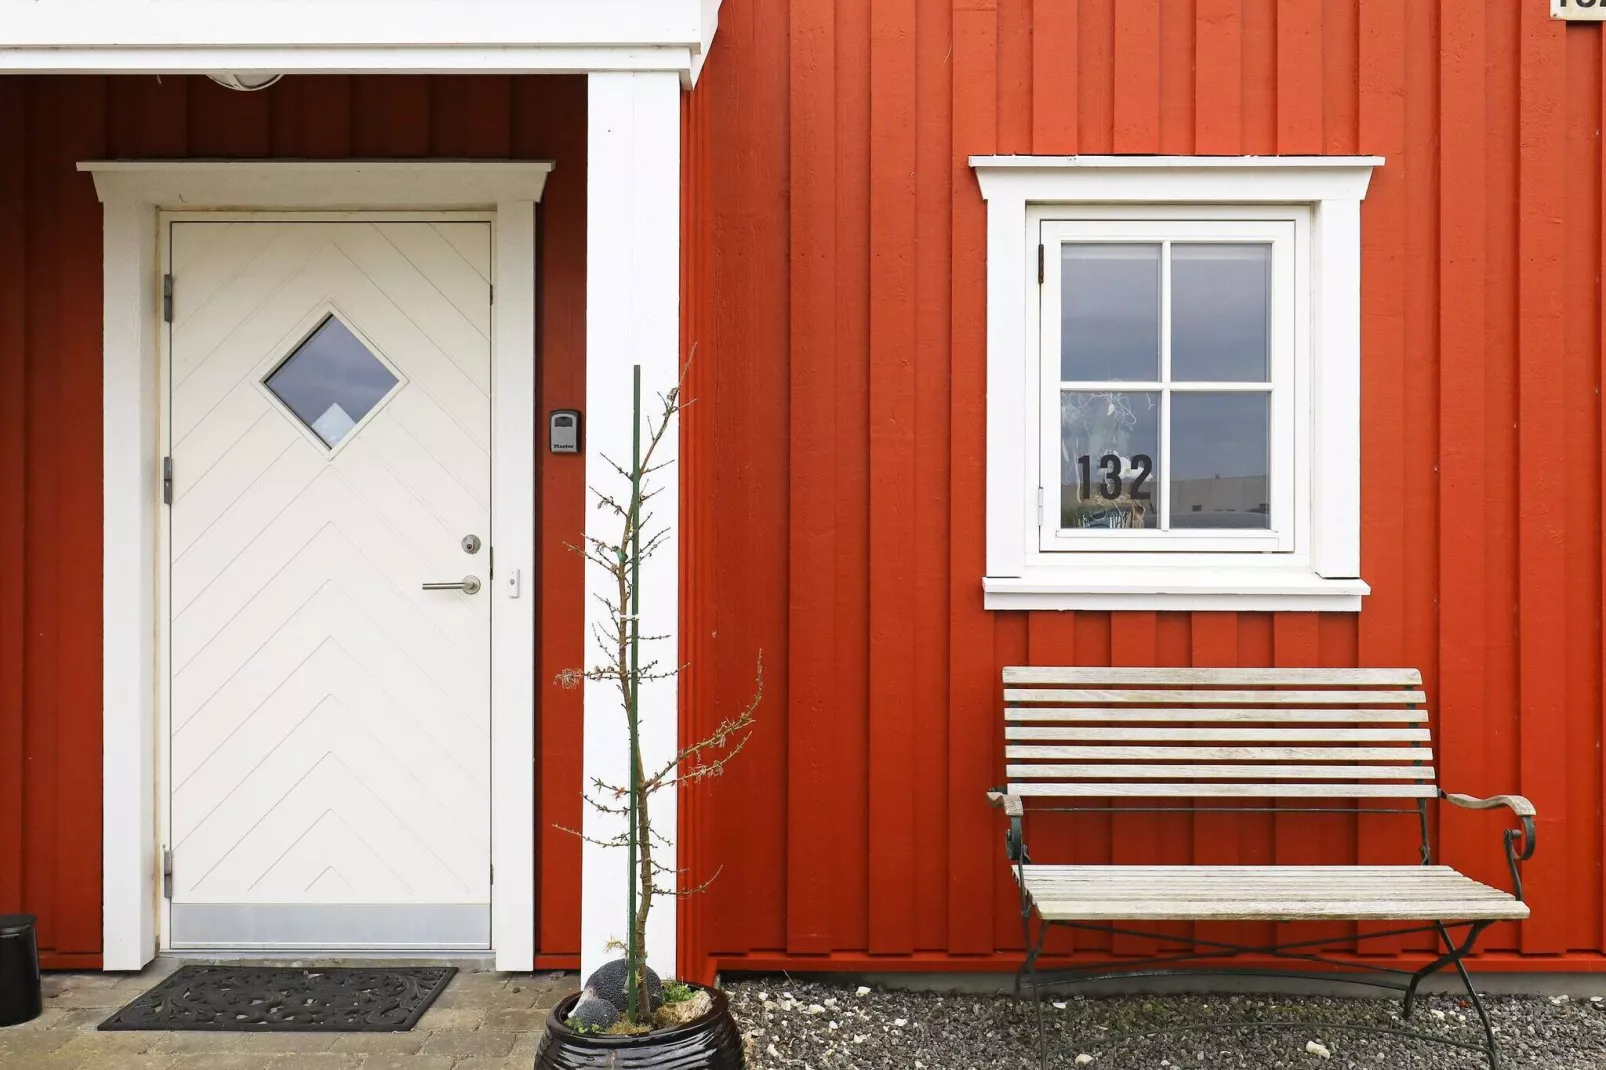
206, 72, 284, 92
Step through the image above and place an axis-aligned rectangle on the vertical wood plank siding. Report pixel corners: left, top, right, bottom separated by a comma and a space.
679, 4, 1606, 976
0, 74, 587, 967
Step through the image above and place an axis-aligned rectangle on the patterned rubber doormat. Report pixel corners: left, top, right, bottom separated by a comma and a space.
99, 965, 457, 1032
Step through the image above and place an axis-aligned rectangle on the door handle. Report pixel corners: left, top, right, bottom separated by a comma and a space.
422, 576, 482, 595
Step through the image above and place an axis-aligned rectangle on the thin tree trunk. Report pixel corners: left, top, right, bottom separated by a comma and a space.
634, 746, 654, 1019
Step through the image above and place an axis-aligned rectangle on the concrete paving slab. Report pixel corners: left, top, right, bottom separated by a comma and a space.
417, 1029, 519, 1058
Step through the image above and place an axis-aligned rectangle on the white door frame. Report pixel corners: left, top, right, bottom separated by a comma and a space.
84, 162, 550, 971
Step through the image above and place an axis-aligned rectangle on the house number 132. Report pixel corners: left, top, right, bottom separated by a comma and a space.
1076, 454, 1153, 501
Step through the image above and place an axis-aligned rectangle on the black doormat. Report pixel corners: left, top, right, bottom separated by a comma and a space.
99, 965, 457, 1032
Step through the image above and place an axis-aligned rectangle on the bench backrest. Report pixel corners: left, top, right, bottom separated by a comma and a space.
1003, 666, 1434, 803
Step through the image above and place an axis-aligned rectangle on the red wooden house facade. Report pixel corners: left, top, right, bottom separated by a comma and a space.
2, 0, 1606, 981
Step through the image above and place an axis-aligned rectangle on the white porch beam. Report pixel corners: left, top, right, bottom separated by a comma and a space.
0, 0, 720, 84
581, 70, 682, 981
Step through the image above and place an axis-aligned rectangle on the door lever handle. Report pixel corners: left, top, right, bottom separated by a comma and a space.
422, 576, 481, 595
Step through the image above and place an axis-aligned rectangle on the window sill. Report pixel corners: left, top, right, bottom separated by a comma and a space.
983, 568, 1370, 612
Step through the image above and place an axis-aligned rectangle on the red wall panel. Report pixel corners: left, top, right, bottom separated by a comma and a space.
678, 2, 1606, 978
0, 74, 588, 967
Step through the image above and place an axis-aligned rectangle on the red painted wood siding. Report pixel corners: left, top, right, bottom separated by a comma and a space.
0, 74, 588, 967
678, 2, 1606, 976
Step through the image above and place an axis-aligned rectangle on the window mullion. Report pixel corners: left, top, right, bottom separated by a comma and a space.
1159, 240, 1172, 532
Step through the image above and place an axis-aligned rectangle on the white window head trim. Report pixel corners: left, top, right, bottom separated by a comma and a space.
971, 155, 1382, 613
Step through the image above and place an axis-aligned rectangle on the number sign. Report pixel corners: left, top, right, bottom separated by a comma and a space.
1076, 454, 1154, 502
1555, 0, 1606, 20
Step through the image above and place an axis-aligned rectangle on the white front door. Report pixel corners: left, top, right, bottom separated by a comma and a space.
165, 219, 493, 950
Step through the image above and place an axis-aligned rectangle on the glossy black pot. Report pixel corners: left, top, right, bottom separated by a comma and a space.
533, 983, 744, 1070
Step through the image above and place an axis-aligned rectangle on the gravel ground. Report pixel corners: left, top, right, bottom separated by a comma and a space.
726, 978, 1606, 1070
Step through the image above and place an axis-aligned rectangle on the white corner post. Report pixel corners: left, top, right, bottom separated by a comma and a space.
99, 184, 159, 971
582, 70, 683, 980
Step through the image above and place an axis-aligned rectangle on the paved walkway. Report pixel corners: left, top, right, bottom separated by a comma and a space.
0, 963, 573, 1070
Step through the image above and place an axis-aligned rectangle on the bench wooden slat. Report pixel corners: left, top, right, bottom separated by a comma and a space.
1005, 763, 1437, 781
1030, 881, 1503, 892
1011, 782, 1438, 798
1027, 900, 1528, 922
1025, 865, 1458, 875
1003, 667, 1424, 687
1004, 745, 1435, 762
1005, 688, 1426, 706
1019, 865, 1527, 922
1006, 707, 1429, 723
1007, 726, 1431, 742
1024, 868, 1496, 886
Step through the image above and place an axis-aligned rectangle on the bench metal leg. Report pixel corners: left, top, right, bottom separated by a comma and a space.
1443, 922, 1500, 1070
1397, 920, 1497, 1068
1018, 917, 1503, 1070
1019, 915, 1051, 1070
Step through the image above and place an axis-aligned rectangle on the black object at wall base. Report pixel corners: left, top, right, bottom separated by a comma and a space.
534, 983, 744, 1070
0, 914, 42, 1028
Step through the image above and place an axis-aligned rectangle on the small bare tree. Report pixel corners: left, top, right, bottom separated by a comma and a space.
558, 363, 761, 1026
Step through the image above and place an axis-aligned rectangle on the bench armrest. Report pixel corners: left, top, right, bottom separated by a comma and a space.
1444, 792, 1536, 819
986, 790, 1029, 865
1442, 790, 1537, 900
986, 791, 1024, 818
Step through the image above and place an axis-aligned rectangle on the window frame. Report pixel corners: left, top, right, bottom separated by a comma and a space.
972, 155, 1381, 612
1037, 211, 1303, 554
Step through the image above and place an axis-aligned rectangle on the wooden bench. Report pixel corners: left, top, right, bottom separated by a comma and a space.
988, 667, 1536, 1070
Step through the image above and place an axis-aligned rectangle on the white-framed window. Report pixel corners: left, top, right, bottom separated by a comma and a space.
972, 156, 1382, 612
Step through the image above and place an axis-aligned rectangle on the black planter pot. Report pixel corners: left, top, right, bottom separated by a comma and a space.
533, 983, 744, 1070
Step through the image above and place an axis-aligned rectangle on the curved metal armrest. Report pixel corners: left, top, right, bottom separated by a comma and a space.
987, 790, 1029, 865
1443, 791, 1537, 901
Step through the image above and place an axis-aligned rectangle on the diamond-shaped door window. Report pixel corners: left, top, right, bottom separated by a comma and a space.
264, 315, 399, 449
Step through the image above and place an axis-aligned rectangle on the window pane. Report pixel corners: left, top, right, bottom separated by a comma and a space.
1169, 393, 1270, 529
1060, 391, 1159, 529
264, 315, 399, 449
1171, 243, 1270, 382
1061, 244, 1160, 382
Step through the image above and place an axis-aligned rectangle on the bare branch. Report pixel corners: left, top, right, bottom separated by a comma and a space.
553, 825, 632, 850
645, 653, 764, 791
662, 864, 725, 898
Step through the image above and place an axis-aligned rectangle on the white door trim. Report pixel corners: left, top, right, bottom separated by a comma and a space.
84, 162, 551, 972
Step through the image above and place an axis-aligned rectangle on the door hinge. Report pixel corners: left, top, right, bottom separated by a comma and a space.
162, 847, 173, 899
1037, 487, 1045, 526
162, 274, 173, 323
1037, 244, 1045, 285
162, 457, 173, 505
490, 863, 494, 886
489, 283, 494, 304
488, 546, 494, 581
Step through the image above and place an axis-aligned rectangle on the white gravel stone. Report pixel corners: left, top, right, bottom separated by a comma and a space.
1075, 1055, 1094, 1067
856, 986, 871, 997
1306, 1040, 1331, 1058
726, 978, 1606, 1070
